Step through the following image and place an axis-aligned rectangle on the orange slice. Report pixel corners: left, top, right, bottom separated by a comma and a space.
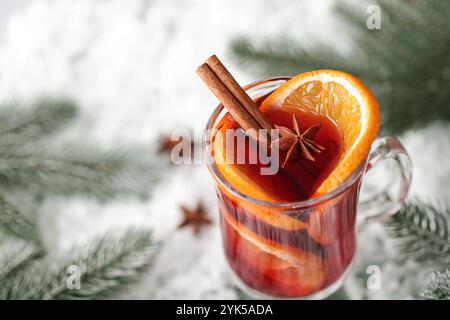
213, 128, 308, 231
222, 205, 325, 294
212, 129, 274, 202
261, 70, 380, 195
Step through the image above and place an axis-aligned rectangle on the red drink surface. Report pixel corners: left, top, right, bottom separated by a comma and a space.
212, 98, 359, 298
213, 95, 343, 201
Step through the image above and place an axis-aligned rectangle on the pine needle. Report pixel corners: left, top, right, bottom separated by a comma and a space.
384, 201, 450, 266
231, 37, 367, 78
0, 98, 163, 298
0, 98, 162, 200
0, 239, 40, 282
0, 228, 159, 300
0, 99, 77, 146
0, 195, 39, 243
0, 146, 162, 200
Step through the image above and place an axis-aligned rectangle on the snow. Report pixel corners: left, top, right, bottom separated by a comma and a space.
0, 0, 449, 299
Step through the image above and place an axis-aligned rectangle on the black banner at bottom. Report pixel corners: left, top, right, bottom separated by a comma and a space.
0, 299, 445, 318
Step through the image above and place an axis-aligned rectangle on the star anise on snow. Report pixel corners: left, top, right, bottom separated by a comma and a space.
178, 202, 212, 235
271, 114, 325, 167
158, 135, 192, 155
158, 135, 180, 153
158, 134, 196, 162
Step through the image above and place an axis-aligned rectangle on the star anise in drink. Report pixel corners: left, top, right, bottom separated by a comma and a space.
271, 114, 325, 167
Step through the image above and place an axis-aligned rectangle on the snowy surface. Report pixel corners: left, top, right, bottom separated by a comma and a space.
0, 0, 449, 299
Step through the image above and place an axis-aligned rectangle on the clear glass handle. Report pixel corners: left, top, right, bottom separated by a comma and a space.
358, 136, 412, 224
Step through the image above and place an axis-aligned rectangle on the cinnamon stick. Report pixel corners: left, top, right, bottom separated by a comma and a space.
205, 55, 273, 131
196, 63, 261, 135
196, 55, 272, 143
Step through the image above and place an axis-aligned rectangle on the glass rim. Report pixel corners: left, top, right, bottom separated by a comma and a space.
203, 76, 368, 209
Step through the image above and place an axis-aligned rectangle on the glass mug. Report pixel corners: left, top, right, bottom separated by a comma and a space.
203, 77, 412, 299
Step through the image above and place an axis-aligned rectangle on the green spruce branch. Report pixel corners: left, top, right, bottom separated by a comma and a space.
0, 99, 163, 299
231, 38, 366, 79
0, 228, 158, 300
0, 239, 40, 282
384, 201, 450, 266
0, 147, 161, 200
421, 270, 450, 300
0, 195, 39, 243
0, 99, 77, 147
0, 99, 162, 200
230, 0, 450, 133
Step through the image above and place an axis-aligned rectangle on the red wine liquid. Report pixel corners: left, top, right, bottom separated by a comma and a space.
213, 96, 358, 298
214, 96, 343, 200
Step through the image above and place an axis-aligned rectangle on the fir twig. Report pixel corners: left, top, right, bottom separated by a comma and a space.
0, 99, 77, 146
230, 37, 367, 78
0, 228, 159, 299
0, 99, 163, 298
421, 270, 450, 300
384, 201, 450, 266
0, 240, 40, 282
0, 147, 162, 200
0, 195, 39, 243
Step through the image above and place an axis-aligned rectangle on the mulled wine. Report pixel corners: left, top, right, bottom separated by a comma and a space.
211, 94, 358, 297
